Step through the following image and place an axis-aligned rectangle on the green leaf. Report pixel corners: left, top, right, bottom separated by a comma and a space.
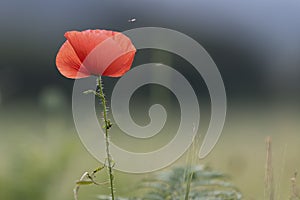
83, 89, 97, 95
76, 180, 94, 185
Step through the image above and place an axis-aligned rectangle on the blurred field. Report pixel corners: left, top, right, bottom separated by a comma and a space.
0, 100, 299, 200
1, 1, 300, 200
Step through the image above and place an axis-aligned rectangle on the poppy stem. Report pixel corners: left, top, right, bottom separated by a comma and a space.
97, 76, 115, 200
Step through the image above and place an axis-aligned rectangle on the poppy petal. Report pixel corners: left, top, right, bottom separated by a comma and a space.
56, 41, 90, 79
82, 32, 136, 76
65, 30, 115, 63
56, 29, 136, 79
103, 51, 136, 77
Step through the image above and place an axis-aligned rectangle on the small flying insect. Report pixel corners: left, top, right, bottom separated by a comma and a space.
128, 18, 136, 23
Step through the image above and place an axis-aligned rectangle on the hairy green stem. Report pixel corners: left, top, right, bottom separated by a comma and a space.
97, 76, 115, 200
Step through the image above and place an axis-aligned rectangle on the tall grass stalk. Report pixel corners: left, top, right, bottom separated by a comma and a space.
183, 134, 200, 200
265, 136, 274, 200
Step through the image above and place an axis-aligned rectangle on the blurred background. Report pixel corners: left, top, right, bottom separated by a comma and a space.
0, 0, 299, 199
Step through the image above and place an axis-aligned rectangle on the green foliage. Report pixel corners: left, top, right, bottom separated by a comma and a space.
97, 165, 242, 200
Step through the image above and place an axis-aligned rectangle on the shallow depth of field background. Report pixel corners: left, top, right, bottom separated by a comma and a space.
0, 1, 300, 200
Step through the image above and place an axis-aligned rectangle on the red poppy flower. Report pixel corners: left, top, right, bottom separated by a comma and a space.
56, 29, 136, 79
